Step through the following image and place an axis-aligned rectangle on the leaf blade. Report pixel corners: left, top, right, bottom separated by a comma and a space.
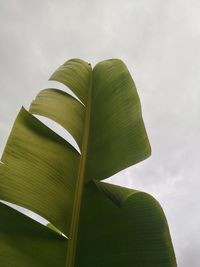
85, 59, 151, 182
29, 88, 85, 149
0, 108, 80, 235
49, 58, 92, 105
76, 182, 177, 267
0, 202, 67, 267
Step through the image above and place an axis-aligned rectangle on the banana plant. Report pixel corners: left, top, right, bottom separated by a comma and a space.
0, 58, 177, 266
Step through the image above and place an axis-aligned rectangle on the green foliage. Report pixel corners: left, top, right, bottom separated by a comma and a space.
0, 59, 177, 266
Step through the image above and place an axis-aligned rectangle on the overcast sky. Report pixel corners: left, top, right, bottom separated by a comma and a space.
0, 1, 200, 266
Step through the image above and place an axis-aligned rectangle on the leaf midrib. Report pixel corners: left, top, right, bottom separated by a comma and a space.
65, 71, 92, 267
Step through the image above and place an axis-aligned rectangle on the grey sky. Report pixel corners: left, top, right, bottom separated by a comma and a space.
0, 1, 200, 266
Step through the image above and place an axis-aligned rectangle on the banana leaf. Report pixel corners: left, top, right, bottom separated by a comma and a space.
0, 58, 176, 266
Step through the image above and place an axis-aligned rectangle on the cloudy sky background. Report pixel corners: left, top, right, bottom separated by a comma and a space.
0, 1, 200, 266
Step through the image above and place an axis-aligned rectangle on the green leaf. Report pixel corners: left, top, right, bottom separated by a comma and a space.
76, 182, 176, 267
94, 180, 138, 207
85, 59, 151, 182
31, 58, 151, 182
30, 88, 85, 149
0, 58, 176, 266
0, 202, 67, 267
0, 107, 80, 235
49, 58, 92, 105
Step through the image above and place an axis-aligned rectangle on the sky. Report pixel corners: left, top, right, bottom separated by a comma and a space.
0, 1, 200, 266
